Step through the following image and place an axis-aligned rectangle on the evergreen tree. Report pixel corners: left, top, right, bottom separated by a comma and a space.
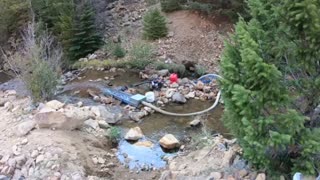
143, 8, 168, 40
221, 0, 320, 176
69, 3, 102, 61
160, 0, 181, 13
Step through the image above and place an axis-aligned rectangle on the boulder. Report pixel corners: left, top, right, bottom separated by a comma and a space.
34, 111, 83, 130
84, 119, 99, 130
157, 69, 169, 77
129, 111, 147, 122
124, 127, 143, 141
172, 92, 187, 104
91, 106, 125, 124
16, 120, 36, 136
45, 100, 64, 110
159, 134, 180, 149
64, 106, 94, 122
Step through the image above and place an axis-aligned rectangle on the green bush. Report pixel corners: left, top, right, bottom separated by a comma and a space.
160, 0, 181, 12
186, 1, 213, 14
195, 65, 206, 77
143, 8, 168, 40
112, 44, 126, 58
128, 42, 153, 69
107, 126, 121, 143
169, 63, 186, 77
27, 61, 59, 101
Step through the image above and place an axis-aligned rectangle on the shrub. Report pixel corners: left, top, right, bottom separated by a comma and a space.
169, 63, 186, 77
186, 1, 213, 14
195, 65, 206, 77
112, 44, 126, 58
2, 24, 60, 101
128, 42, 153, 69
160, 0, 181, 12
107, 126, 121, 144
143, 8, 168, 40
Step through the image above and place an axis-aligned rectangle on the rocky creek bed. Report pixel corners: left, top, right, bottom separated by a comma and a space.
0, 68, 266, 179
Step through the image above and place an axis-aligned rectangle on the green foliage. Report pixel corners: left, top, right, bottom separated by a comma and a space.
31, 0, 102, 64
128, 42, 153, 69
112, 44, 126, 58
160, 0, 181, 12
195, 65, 206, 77
187, 1, 213, 14
69, 3, 103, 62
0, 0, 29, 45
170, 63, 186, 77
108, 126, 121, 143
143, 9, 168, 40
221, 0, 320, 176
154, 61, 186, 76
27, 60, 59, 101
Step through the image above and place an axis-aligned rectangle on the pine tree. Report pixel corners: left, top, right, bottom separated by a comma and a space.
69, 3, 102, 61
221, 0, 320, 176
143, 8, 168, 40
160, 0, 181, 13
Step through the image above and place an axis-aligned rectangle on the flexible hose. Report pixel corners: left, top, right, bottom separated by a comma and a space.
142, 90, 221, 117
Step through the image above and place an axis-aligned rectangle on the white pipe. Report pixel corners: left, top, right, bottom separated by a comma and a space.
142, 90, 221, 116
142, 74, 222, 116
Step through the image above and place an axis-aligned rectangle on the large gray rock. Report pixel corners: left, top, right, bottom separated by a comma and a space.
172, 92, 187, 104
129, 111, 147, 122
16, 120, 36, 136
91, 105, 126, 124
84, 119, 99, 130
34, 111, 83, 130
157, 69, 169, 76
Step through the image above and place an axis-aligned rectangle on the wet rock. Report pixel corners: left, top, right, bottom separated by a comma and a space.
170, 82, 179, 88
185, 91, 195, 99
45, 100, 64, 110
196, 81, 204, 90
159, 134, 180, 149
203, 86, 211, 93
189, 119, 201, 127
91, 106, 125, 124
165, 89, 175, 98
125, 127, 143, 141
134, 141, 154, 148
129, 111, 146, 122
158, 69, 169, 77
255, 173, 266, 180
172, 92, 186, 104
35, 111, 83, 130
16, 120, 36, 136
84, 119, 99, 130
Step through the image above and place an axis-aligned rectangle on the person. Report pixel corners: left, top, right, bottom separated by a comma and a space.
150, 77, 164, 91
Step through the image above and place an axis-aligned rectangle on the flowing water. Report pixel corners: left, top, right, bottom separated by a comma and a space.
60, 69, 228, 170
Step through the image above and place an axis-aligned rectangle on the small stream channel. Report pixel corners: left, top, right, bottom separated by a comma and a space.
50, 69, 230, 170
